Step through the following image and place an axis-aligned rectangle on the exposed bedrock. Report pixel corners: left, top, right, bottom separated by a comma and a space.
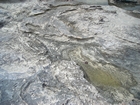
0, 0, 140, 105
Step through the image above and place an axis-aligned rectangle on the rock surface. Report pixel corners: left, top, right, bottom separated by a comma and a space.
0, 0, 140, 105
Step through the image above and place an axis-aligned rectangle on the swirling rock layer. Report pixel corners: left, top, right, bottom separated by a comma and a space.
0, 0, 140, 105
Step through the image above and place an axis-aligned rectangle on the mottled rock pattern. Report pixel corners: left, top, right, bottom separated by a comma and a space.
0, 0, 140, 105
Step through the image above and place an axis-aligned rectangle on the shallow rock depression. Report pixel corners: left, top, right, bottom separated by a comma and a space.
0, 0, 140, 105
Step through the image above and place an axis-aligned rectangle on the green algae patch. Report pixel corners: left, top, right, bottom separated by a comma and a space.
78, 62, 121, 87
69, 47, 137, 103
69, 48, 136, 88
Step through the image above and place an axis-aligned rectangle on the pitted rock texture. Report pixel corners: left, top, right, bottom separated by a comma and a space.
0, 0, 140, 105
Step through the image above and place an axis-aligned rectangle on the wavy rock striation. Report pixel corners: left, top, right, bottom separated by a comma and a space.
0, 0, 140, 105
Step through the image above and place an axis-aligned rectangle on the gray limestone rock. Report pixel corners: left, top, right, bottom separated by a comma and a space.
0, 0, 140, 105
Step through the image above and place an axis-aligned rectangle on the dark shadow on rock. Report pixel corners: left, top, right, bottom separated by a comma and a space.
0, 0, 27, 3
0, 21, 6, 28
127, 11, 140, 19
114, 0, 137, 4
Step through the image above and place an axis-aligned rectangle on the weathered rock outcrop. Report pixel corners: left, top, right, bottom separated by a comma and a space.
0, 0, 140, 105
